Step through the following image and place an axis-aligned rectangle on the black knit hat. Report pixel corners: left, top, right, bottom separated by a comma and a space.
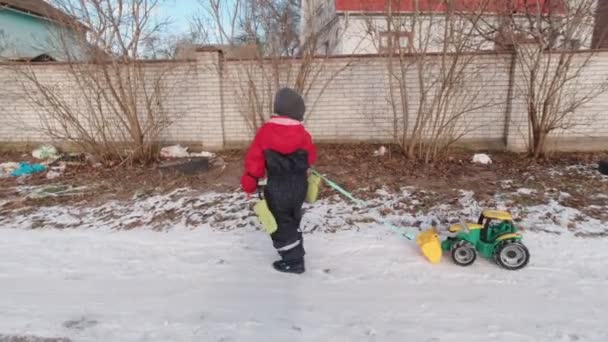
273, 87, 306, 121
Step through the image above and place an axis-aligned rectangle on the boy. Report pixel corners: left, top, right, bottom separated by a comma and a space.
241, 87, 317, 274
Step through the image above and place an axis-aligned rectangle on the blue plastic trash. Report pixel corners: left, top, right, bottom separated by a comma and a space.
11, 162, 46, 177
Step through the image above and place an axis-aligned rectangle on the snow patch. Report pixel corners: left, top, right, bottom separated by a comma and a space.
517, 188, 537, 195
559, 192, 572, 201
1, 187, 606, 238
509, 200, 606, 236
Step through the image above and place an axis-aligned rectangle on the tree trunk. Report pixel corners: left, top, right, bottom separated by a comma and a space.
531, 128, 547, 159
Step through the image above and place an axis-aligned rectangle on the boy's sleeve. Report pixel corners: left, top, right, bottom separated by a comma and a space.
241, 127, 267, 194
303, 130, 317, 166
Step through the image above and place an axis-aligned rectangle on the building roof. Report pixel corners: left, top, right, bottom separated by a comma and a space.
190, 44, 261, 59
334, 0, 565, 15
593, 0, 608, 48
0, 0, 79, 26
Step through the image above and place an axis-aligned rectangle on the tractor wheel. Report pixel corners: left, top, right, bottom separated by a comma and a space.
495, 241, 530, 270
451, 241, 477, 266
599, 160, 608, 176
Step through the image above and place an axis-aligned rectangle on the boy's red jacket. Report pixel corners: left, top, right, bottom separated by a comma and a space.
241, 116, 317, 193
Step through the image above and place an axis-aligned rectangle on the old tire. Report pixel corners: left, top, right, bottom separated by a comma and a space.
495, 242, 530, 270
451, 242, 477, 266
599, 160, 608, 176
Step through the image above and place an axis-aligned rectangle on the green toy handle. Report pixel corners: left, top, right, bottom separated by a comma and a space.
384, 222, 416, 240
310, 169, 416, 241
311, 170, 363, 205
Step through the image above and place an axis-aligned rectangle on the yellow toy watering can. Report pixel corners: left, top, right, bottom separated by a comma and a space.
254, 199, 277, 234
306, 172, 322, 203
253, 186, 278, 235
253, 172, 322, 234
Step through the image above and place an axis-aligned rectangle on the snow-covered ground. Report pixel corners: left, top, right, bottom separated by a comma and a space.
1, 184, 607, 341
0, 228, 607, 342
2, 186, 607, 237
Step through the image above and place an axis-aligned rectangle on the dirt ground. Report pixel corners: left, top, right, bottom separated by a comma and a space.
1, 144, 607, 220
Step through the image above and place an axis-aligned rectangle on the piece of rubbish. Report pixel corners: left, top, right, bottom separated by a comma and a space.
373, 146, 388, 157
599, 160, 608, 175
190, 151, 215, 158
472, 153, 492, 165
254, 198, 277, 234
158, 157, 210, 175
11, 162, 46, 177
54, 153, 87, 164
0, 162, 20, 178
306, 173, 322, 203
417, 210, 530, 270
160, 144, 190, 158
160, 144, 216, 159
32, 145, 59, 160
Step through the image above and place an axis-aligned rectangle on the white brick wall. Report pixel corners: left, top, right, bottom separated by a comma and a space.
1, 50, 607, 152
220, 53, 511, 145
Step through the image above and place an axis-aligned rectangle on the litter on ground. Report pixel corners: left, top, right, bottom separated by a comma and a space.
32, 145, 59, 160
10, 162, 46, 177
472, 153, 492, 165
160, 144, 190, 158
373, 146, 388, 157
0, 162, 20, 178
160, 144, 215, 159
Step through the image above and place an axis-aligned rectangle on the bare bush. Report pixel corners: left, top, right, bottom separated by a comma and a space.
362, 0, 500, 162
196, 0, 355, 133
477, 0, 608, 158
12, 0, 187, 164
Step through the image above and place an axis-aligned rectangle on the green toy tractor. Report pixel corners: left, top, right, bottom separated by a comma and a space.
440, 210, 530, 270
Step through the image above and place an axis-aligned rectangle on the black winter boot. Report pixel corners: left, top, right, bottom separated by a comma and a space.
273, 258, 305, 274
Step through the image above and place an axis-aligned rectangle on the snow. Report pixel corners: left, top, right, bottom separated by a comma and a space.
2, 187, 607, 237
1, 184, 608, 341
0, 228, 607, 342
512, 200, 607, 236
516, 188, 537, 195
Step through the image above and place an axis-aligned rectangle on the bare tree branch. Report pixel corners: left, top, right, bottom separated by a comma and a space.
10, 0, 191, 164
361, 0, 500, 162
